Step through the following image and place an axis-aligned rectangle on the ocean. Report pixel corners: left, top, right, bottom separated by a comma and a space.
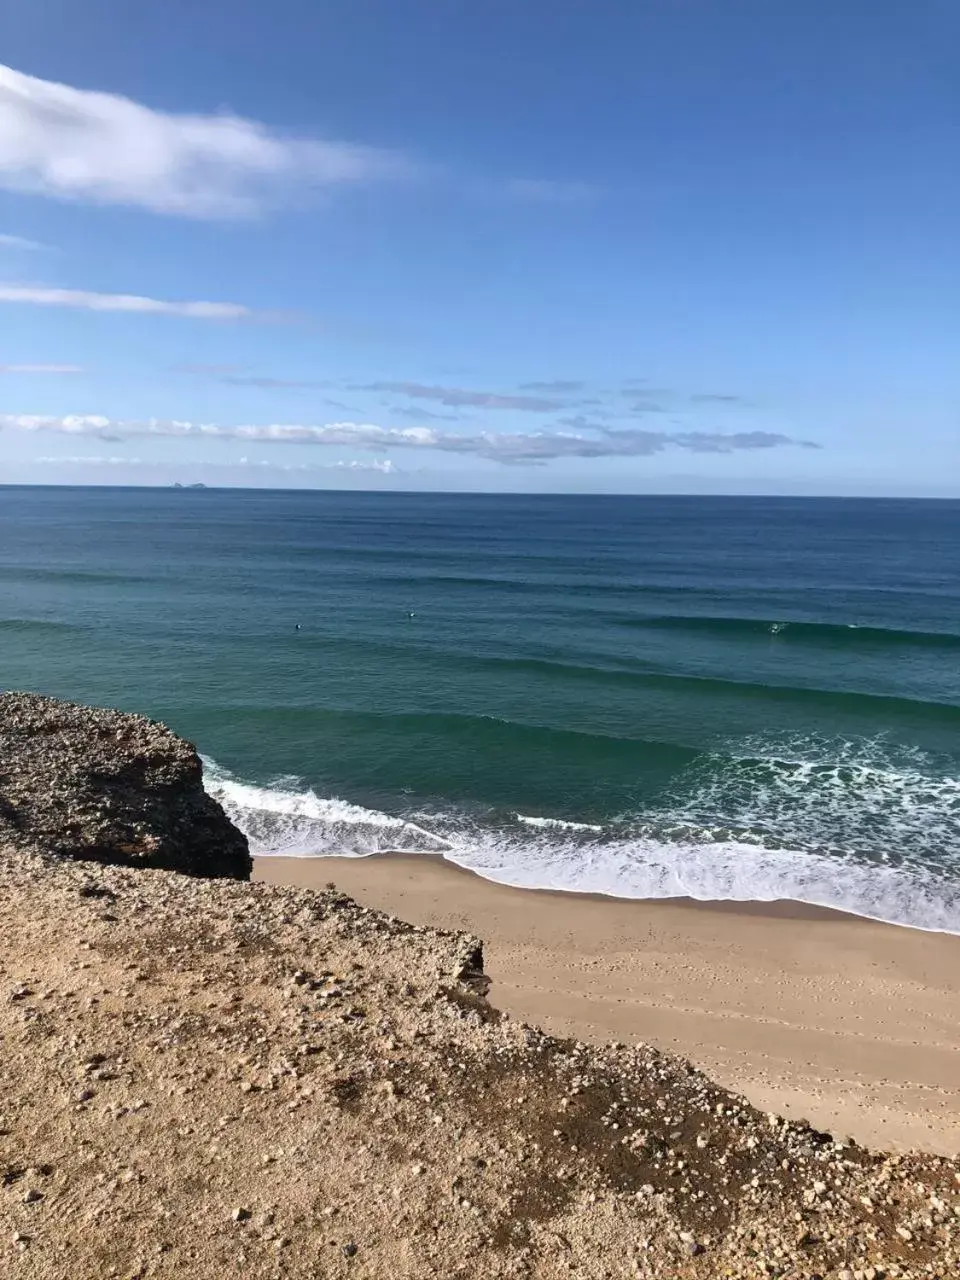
2, 486, 958, 932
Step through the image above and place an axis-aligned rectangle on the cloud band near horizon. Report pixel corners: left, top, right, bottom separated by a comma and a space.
1, 413, 816, 465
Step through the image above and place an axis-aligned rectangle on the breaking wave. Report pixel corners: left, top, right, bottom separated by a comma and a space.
203, 731, 960, 935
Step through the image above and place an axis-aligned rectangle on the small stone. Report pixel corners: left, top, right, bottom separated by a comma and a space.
342, 1242, 358, 1258
895, 1225, 913, 1241
23, 1188, 43, 1204
231, 1207, 251, 1223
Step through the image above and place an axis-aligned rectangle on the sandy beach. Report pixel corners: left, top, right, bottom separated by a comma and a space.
257, 854, 960, 1155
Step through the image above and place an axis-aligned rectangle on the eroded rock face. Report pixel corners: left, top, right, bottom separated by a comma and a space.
0, 692, 251, 879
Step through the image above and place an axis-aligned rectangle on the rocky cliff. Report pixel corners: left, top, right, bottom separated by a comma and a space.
0, 692, 250, 879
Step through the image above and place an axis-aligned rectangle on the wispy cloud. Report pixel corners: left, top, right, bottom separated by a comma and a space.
625, 400, 668, 415
691, 393, 750, 405
0, 283, 256, 320
0, 231, 46, 251
220, 375, 329, 389
0, 363, 83, 374
36, 455, 146, 467
556, 414, 610, 432
176, 365, 339, 392
0, 63, 408, 219
5, 412, 816, 464
360, 381, 566, 411
518, 379, 584, 393
390, 405, 461, 423
36, 453, 396, 475
245, 457, 396, 475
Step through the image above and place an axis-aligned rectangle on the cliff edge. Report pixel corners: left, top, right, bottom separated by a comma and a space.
0, 692, 251, 879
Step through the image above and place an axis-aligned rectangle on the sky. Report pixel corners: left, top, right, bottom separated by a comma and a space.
0, 0, 957, 495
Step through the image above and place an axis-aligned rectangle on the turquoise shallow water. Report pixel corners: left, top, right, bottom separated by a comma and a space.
2, 486, 959, 930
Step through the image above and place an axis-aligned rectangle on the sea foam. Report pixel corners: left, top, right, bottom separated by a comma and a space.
204, 744, 960, 935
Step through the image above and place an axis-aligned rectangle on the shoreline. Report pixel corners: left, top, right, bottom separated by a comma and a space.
261, 847, 861, 923
256, 851, 960, 1154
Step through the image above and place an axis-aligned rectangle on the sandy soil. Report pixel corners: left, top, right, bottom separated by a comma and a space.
3, 844, 959, 1279
256, 854, 960, 1155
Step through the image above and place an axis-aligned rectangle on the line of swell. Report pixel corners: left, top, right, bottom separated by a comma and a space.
188, 684, 960, 775
469, 655, 960, 718
190, 704, 701, 766
212, 628, 960, 719
0, 617, 83, 632
612, 613, 960, 648
0, 567, 148, 585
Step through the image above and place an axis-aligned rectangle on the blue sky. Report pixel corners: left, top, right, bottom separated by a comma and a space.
0, 0, 957, 494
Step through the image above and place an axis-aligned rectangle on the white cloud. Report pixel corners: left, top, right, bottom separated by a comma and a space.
4, 412, 814, 464
36, 455, 142, 466
0, 63, 406, 218
0, 231, 46, 250
36, 453, 396, 475
0, 284, 253, 319
233, 456, 395, 475
0, 363, 83, 373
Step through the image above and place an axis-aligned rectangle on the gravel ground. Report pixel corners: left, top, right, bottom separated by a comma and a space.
0, 846, 957, 1280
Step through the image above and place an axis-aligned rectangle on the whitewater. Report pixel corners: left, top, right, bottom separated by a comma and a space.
204, 739, 960, 936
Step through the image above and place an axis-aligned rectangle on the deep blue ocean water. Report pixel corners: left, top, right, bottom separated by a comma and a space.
2, 486, 958, 931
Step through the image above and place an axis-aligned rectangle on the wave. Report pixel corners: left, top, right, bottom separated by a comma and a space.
516, 813, 604, 833
203, 761, 452, 855
203, 732, 960, 935
475, 656, 960, 718
0, 567, 148, 585
225, 640, 959, 720
616, 613, 960, 649
0, 618, 83, 633
195, 706, 700, 770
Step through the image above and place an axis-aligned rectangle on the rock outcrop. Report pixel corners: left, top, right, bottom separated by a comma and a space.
0, 692, 250, 879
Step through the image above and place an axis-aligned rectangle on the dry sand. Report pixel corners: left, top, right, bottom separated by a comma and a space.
256, 854, 960, 1156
